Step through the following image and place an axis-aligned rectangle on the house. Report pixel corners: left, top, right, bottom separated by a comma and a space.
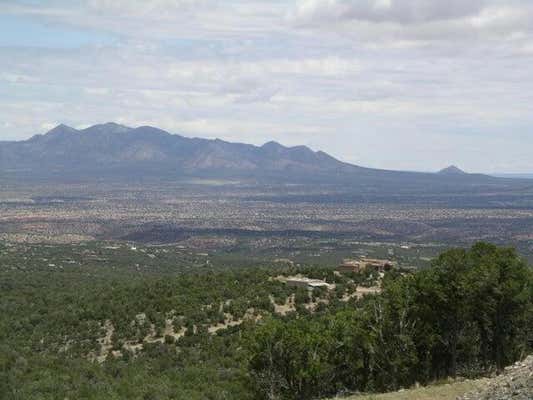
338, 259, 362, 273
337, 257, 396, 274
284, 277, 333, 290
360, 257, 396, 272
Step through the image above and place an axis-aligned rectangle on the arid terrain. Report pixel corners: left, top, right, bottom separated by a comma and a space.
2, 180, 533, 261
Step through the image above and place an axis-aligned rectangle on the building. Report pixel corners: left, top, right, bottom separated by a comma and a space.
284, 277, 332, 290
338, 259, 363, 273
337, 257, 396, 274
360, 257, 396, 272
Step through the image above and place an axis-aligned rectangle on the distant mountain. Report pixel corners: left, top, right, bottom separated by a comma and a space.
438, 165, 467, 175
0, 123, 360, 180
0, 123, 498, 186
492, 173, 533, 179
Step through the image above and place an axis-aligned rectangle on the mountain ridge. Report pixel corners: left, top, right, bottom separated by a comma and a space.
0, 123, 496, 185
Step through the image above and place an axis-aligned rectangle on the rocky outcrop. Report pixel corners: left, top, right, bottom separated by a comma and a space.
458, 356, 532, 400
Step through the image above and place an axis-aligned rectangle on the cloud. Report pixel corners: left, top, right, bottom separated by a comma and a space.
1, 0, 283, 42
288, 0, 533, 49
87, 0, 205, 15
0, 72, 39, 84
1, 1, 533, 171
290, 0, 488, 25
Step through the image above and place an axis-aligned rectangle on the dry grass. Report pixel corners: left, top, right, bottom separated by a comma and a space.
334, 380, 484, 400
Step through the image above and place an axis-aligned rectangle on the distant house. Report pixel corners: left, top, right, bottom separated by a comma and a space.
337, 257, 395, 274
338, 259, 362, 273
284, 277, 332, 290
361, 258, 395, 272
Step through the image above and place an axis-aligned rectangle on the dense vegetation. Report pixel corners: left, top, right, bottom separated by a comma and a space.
0, 242, 531, 399
247, 243, 533, 399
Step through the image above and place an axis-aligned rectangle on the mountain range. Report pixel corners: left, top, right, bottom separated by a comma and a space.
0, 122, 493, 185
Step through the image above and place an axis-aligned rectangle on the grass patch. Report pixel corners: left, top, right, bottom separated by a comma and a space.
336, 380, 483, 400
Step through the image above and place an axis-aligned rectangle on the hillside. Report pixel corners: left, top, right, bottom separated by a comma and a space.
1, 240, 531, 399
0, 123, 497, 185
337, 380, 483, 400
459, 355, 532, 400
340, 355, 532, 400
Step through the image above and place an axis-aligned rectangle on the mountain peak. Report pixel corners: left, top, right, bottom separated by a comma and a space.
261, 141, 285, 150
100, 122, 127, 129
82, 122, 131, 134
438, 165, 467, 175
30, 124, 78, 142
45, 124, 77, 135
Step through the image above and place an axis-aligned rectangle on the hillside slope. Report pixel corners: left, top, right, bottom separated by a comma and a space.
340, 355, 532, 400
459, 355, 532, 400
337, 380, 483, 400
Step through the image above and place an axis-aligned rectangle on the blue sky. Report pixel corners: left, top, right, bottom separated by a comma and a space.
1, 0, 533, 173
0, 15, 116, 48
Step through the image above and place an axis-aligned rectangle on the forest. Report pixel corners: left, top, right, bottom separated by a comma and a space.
0, 242, 531, 400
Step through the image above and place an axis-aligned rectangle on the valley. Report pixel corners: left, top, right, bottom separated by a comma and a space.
1, 127, 532, 400
2, 180, 533, 261
4, 1, 533, 398
2, 172, 532, 400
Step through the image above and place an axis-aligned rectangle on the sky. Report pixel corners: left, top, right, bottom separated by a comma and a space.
1, 0, 532, 173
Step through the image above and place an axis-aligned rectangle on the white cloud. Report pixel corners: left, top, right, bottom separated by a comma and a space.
0, 73, 39, 84
290, 0, 488, 25
289, 0, 533, 49
87, 0, 207, 15
83, 87, 111, 95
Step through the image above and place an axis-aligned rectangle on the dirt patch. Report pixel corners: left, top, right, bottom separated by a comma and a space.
270, 294, 296, 315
